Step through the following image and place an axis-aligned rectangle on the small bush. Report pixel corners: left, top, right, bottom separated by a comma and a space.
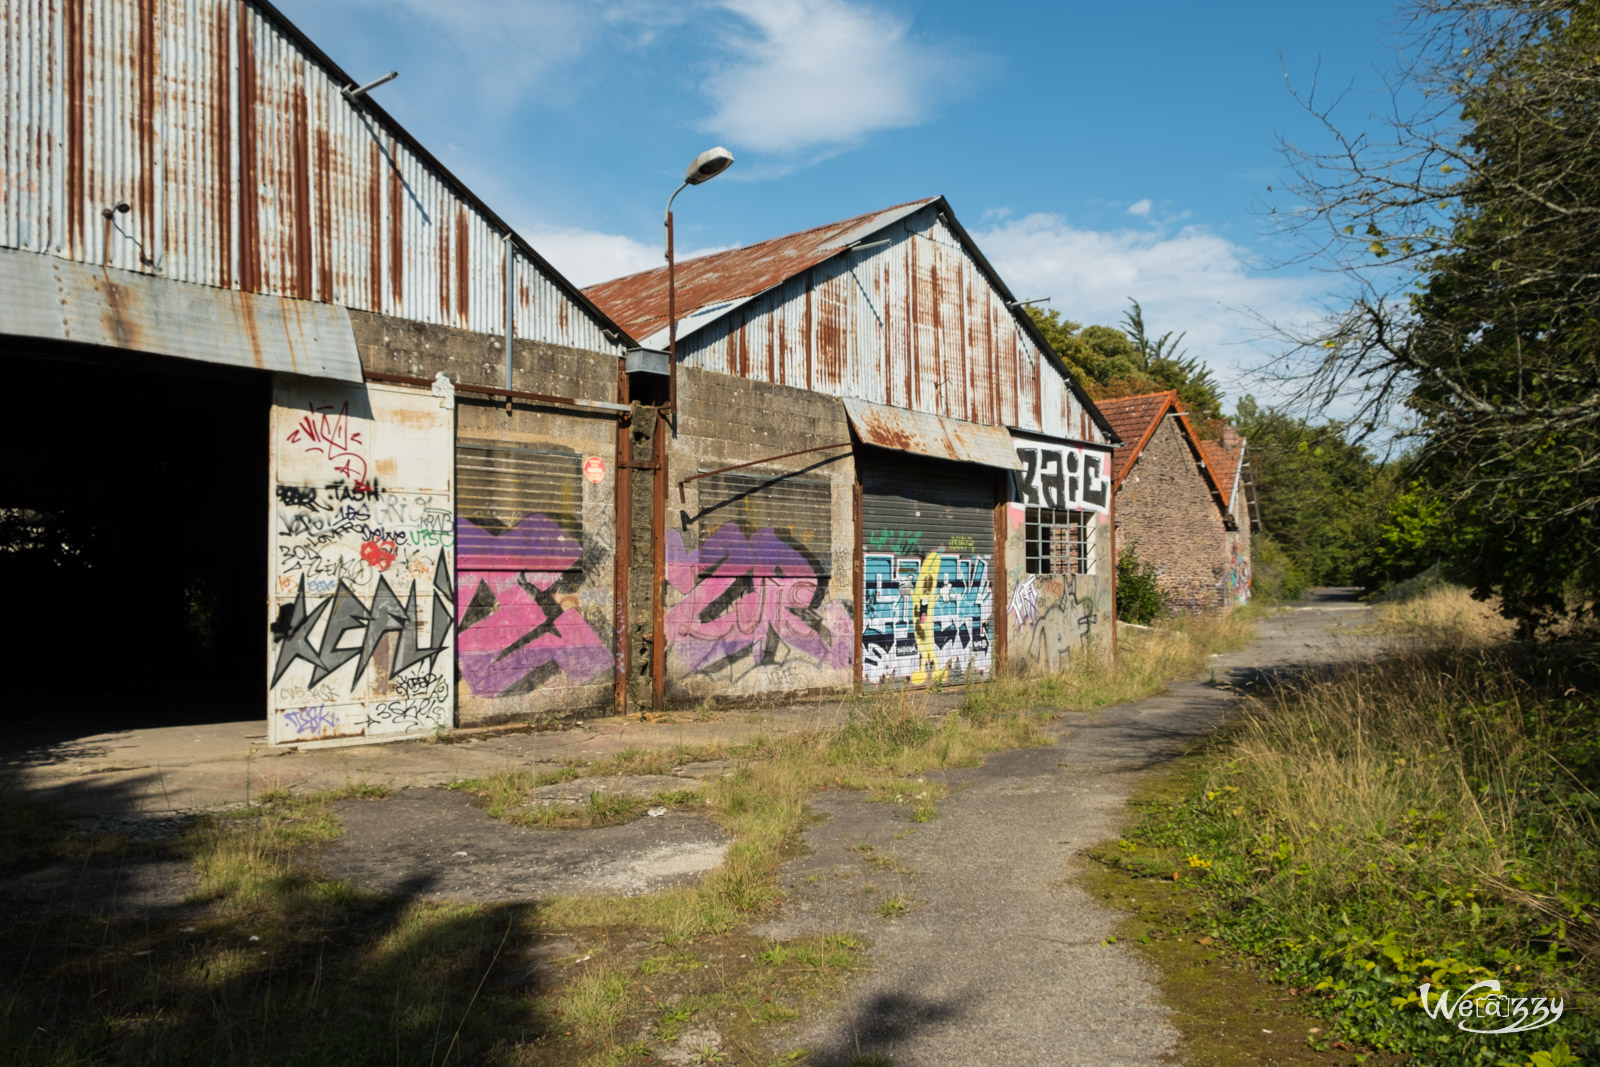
1117, 544, 1168, 624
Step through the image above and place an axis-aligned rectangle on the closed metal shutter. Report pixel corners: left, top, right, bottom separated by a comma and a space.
693, 471, 833, 574
859, 453, 996, 686
454, 442, 598, 700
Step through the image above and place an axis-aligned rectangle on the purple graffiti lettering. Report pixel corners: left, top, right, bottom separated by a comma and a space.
283, 704, 336, 735
455, 514, 612, 696
665, 526, 852, 673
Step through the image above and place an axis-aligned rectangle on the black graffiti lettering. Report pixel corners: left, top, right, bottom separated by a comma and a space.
270, 552, 454, 689
1065, 448, 1080, 504
276, 485, 322, 509
1083, 453, 1107, 508
1039, 451, 1065, 510
1016, 448, 1040, 505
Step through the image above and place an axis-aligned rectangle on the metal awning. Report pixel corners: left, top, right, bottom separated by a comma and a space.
0, 248, 363, 382
844, 397, 1023, 470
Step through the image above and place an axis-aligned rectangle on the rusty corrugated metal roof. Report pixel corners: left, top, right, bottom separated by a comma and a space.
3, 0, 630, 355
584, 199, 936, 348
844, 398, 1023, 470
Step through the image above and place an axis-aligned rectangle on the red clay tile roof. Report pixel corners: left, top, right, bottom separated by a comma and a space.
1097, 389, 1238, 514
1199, 427, 1246, 507
1095, 390, 1177, 487
583, 198, 937, 345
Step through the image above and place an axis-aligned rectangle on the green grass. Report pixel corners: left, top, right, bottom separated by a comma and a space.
1095, 596, 1600, 1064
0, 609, 1258, 1066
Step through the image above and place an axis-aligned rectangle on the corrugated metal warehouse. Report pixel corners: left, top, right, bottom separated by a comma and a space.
1, 0, 632, 746
586, 198, 1123, 704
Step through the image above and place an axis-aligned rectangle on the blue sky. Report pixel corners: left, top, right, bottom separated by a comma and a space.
273, 0, 1411, 410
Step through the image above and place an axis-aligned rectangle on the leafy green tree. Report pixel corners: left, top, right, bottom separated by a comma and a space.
1274, 0, 1600, 628
1234, 396, 1397, 586
1026, 300, 1225, 423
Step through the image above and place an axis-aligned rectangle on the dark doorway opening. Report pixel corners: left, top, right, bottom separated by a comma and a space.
1, 347, 268, 744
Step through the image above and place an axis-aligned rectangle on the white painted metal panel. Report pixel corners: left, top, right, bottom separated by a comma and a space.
268, 377, 456, 745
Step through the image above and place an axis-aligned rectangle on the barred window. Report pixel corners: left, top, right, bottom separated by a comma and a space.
1024, 507, 1092, 575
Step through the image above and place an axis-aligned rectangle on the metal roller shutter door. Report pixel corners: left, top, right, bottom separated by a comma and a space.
859, 453, 996, 686
454, 442, 602, 699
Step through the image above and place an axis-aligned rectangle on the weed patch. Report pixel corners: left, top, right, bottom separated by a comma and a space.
1102, 597, 1600, 1063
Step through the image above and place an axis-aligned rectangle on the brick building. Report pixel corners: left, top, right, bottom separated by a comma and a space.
1097, 391, 1254, 613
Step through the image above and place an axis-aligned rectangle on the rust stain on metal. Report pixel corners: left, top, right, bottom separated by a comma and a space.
96, 275, 143, 350
64, 0, 85, 259
291, 85, 313, 300
854, 410, 914, 452
315, 128, 333, 303
454, 206, 469, 326
436, 203, 451, 318
367, 141, 382, 308
136, 0, 157, 258
387, 138, 403, 305
213, 4, 232, 288
235, 14, 260, 293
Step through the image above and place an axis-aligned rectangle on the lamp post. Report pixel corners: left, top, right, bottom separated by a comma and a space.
664, 146, 734, 413
653, 146, 733, 712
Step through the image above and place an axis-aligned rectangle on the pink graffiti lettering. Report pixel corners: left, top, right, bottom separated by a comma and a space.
665, 526, 852, 674
456, 514, 613, 696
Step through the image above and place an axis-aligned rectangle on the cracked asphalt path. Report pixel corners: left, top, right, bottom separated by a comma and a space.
759, 591, 1376, 1067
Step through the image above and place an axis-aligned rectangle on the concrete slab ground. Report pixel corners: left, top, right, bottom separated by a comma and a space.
0, 591, 1378, 1065
0, 689, 888, 821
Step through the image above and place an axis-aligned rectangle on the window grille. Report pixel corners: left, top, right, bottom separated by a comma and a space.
1024, 507, 1092, 575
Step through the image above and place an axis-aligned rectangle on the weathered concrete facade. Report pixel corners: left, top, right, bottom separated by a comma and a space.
656, 368, 857, 700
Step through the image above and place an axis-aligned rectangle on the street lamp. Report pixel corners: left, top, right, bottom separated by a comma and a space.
664, 146, 733, 412
653, 146, 733, 713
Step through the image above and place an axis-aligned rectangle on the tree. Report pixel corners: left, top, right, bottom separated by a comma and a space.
1274, 0, 1600, 628
1234, 396, 1397, 586
1025, 301, 1225, 424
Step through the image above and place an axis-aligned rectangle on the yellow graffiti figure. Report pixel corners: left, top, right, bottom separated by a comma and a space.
910, 551, 946, 687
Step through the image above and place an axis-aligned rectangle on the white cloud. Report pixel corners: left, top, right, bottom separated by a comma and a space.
348, 0, 598, 89
700, 0, 974, 154
971, 213, 1322, 403
522, 224, 733, 288
1126, 198, 1152, 217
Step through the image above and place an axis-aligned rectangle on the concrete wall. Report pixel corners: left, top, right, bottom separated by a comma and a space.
659, 366, 857, 701
1001, 505, 1115, 673
1224, 477, 1253, 608
1115, 418, 1231, 614
350, 311, 623, 724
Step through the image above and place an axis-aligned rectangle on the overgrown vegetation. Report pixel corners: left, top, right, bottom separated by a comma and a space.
0, 613, 1252, 1066
1097, 586, 1599, 1063
1116, 544, 1168, 624
1271, 0, 1600, 630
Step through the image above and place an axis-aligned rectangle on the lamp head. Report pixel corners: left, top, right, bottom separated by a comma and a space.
684, 146, 734, 185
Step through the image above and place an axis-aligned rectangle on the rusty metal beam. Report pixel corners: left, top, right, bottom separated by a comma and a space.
676, 441, 854, 504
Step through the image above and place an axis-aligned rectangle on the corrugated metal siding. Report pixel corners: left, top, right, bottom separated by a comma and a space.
676, 205, 1096, 443
1, 0, 619, 352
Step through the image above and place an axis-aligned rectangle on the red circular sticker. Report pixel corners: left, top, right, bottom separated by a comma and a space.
583, 456, 607, 483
